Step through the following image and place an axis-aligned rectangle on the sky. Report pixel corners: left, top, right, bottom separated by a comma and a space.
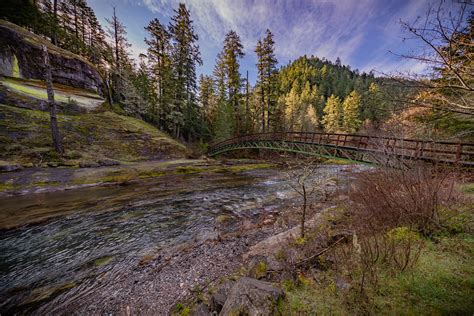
87, 0, 459, 84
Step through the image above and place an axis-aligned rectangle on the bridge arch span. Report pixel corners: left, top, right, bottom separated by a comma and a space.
207, 132, 474, 167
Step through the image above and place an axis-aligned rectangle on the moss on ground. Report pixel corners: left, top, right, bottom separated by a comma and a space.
323, 157, 361, 165
0, 103, 189, 166
70, 162, 274, 186
93, 255, 114, 267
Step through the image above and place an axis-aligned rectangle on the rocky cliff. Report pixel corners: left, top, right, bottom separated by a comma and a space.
0, 19, 104, 96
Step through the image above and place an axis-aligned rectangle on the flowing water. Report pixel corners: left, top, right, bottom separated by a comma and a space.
0, 165, 352, 313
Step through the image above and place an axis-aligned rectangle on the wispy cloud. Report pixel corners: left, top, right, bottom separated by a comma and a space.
88, 0, 461, 80
141, 0, 379, 65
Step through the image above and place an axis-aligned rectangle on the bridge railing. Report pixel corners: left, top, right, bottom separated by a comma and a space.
209, 132, 474, 165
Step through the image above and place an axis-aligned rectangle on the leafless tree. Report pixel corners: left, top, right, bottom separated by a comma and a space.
389, 1, 473, 116
285, 157, 330, 238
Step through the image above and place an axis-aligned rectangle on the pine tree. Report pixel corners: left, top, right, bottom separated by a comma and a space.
306, 105, 319, 131
199, 74, 218, 131
106, 7, 130, 68
214, 102, 234, 141
322, 94, 343, 132
300, 82, 319, 131
105, 7, 131, 102
342, 90, 362, 133
255, 29, 278, 132
145, 18, 173, 129
284, 84, 302, 131
169, 3, 202, 140
220, 30, 245, 135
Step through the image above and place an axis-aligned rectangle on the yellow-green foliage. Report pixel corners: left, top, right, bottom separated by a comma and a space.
342, 90, 362, 133
255, 261, 268, 278
386, 226, 421, 243
322, 94, 343, 132
174, 303, 190, 316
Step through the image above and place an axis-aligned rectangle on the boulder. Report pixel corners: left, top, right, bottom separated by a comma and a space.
190, 303, 212, 316
220, 277, 284, 316
244, 207, 337, 264
210, 280, 235, 313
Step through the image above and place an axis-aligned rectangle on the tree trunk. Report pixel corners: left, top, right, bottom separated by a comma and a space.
267, 76, 271, 131
301, 185, 307, 238
261, 87, 265, 132
42, 45, 64, 155
246, 70, 249, 133
73, 0, 78, 38
113, 8, 120, 69
52, 0, 58, 45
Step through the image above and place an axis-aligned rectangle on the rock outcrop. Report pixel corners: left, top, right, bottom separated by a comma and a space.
0, 19, 104, 96
219, 278, 284, 316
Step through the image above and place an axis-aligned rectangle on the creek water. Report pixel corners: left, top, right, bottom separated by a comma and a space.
0, 165, 351, 313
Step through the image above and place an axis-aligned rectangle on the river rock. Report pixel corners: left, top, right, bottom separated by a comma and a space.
0, 161, 22, 172
98, 159, 120, 167
79, 161, 100, 168
220, 277, 284, 316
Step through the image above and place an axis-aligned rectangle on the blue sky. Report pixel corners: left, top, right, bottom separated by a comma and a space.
88, 0, 458, 84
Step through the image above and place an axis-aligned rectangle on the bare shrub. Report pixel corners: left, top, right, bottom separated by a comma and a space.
285, 157, 332, 238
334, 164, 463, 292
348, 164, 459, 236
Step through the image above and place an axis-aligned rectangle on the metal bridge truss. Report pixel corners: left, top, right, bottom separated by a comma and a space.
207, 132, 474, 168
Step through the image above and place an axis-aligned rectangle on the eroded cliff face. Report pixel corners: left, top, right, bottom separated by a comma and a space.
0, 20, 104, 96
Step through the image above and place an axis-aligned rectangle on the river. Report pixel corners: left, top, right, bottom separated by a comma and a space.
0, 164, 354, 314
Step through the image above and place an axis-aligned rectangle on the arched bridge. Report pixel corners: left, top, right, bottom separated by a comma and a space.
208, 132, 474, 167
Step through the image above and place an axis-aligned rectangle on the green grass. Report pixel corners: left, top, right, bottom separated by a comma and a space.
374, 236, 474, 314
281, 203, 474, 315
460, 183, 474, 194
282, 234, 474, 315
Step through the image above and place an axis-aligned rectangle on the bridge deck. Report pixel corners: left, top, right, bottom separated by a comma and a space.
208, 132, 474, 167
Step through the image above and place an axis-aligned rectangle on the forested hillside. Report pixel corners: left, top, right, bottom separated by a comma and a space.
1, 0, 472, 146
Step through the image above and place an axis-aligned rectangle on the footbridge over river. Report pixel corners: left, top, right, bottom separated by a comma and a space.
208, 132, 474, 167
